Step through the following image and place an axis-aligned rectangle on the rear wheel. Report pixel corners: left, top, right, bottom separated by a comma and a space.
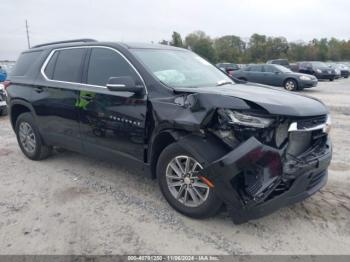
284, 79, 298, 91
330, 78, 334, 81
157, 142, 222, 218
15, 113, 52, 160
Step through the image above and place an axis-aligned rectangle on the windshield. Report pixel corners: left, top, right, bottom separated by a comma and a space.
274, 64, 292, 73
132, 49, 233, 88
311, 62, 328, 68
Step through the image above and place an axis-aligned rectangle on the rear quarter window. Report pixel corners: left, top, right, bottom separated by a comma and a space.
11, 51, 43, 76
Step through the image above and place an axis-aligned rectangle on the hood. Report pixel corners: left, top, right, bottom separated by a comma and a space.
175, 84, 328, 117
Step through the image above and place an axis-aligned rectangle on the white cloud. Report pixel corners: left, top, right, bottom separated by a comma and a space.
1, 0, 349, 60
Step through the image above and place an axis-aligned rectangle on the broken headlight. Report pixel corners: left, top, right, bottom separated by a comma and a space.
219, 109, 274, 128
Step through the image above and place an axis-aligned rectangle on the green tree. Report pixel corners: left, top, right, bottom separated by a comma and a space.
171, 31, 183, 47
246, 34, 267, 62
214, 35, 245, 63
185, 31, 217, 62
265, 37, 289, 60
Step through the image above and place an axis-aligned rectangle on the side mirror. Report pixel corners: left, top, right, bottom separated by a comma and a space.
106, 76, 143, 93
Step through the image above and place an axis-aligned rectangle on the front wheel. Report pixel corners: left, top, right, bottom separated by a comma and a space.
284, 79, 298, 91
157, 143, 223, 218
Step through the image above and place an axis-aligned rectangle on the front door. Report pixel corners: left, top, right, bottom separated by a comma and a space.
262, 65, 284, 86
78, 47, 147, 165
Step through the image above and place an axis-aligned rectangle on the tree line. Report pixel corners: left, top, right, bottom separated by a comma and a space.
159, 31, 350, 64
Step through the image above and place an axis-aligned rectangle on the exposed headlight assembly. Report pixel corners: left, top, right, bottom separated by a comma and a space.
324, 114, 332, 134
219, 109, 274, 128
299, 75, 312, 81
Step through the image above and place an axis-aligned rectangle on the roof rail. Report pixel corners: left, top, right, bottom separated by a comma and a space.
32, 38, 97, 48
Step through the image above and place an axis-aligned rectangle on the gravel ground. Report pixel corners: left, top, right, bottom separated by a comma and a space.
0, 78, 349, 255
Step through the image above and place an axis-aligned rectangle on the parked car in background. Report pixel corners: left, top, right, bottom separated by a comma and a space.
6, 39, 332, 224
266, 59, 291, 69
234, 64, 318, 91
0, 66, 8, 82
336, 63, 349, 78
0, 83, 8, 115
297, 61, 336, 81
326, 63, 342, 79
216, 63, 239, 76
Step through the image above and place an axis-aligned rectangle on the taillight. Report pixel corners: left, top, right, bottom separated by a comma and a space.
3, 80, 11, 90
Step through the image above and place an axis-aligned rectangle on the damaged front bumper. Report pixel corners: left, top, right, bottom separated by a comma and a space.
202, 136, 332, 224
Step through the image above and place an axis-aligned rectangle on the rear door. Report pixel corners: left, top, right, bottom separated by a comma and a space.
262, 65, 284, 86
246, 65, 264, 83
78, 47, 147, 164
33, 47, 87, 152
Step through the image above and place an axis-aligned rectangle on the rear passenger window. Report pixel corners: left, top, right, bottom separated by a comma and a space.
11, 51, 43, 76
87, 48, 139, 86
51, 48, 86, 82
264, 65, 276, 73
250, 65, 263, 72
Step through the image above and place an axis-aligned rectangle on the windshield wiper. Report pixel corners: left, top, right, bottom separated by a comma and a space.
216, 80, 233, 86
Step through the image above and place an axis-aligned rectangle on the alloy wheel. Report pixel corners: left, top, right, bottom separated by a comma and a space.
285, 80, 295, 91
165, 155, 210, 207
19, 122, 36, 153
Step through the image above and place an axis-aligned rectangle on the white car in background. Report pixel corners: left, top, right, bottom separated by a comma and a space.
0, 83, 7, 116
327, 62, 342, 79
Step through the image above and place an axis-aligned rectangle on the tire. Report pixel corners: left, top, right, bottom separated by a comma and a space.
284, 79, 298, 91
15, 112, 52, 160
330, 78, 334, 81
156, 142, 223, 219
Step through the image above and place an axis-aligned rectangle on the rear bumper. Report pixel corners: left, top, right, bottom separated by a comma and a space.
202, 137, 332, 224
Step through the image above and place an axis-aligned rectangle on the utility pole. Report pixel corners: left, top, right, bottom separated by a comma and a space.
25, 19, 31, 48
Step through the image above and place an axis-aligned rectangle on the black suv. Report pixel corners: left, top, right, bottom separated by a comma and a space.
297, 61, 336, 81
7, 39, 332, 224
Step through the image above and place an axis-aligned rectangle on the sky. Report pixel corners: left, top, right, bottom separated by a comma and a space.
1, 0, 350, 60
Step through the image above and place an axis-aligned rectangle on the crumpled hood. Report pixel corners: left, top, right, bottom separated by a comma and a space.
175, 84, 328, 117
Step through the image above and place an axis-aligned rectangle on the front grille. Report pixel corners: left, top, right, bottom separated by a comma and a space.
297, 115, 327, 130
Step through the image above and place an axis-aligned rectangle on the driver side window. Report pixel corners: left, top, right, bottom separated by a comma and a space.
86, 48, 140, 86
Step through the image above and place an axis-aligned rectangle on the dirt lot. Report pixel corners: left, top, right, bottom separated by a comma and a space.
0, 78, 350, 255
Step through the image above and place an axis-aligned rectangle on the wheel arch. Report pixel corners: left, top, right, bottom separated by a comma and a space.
283, 77, 299, 89
9, 100, 36, 131
147, 130, 229, 179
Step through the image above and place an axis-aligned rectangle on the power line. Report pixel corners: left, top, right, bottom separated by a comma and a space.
25, 19, 31, 48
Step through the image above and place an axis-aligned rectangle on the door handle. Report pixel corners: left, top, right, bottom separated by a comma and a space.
34, 87, 44, 93
80, 95, 93, 101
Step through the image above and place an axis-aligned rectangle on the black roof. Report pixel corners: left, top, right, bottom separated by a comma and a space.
29, 39, 185, 51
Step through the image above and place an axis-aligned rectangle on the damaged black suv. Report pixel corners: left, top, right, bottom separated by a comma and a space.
7, 39, 332, 223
